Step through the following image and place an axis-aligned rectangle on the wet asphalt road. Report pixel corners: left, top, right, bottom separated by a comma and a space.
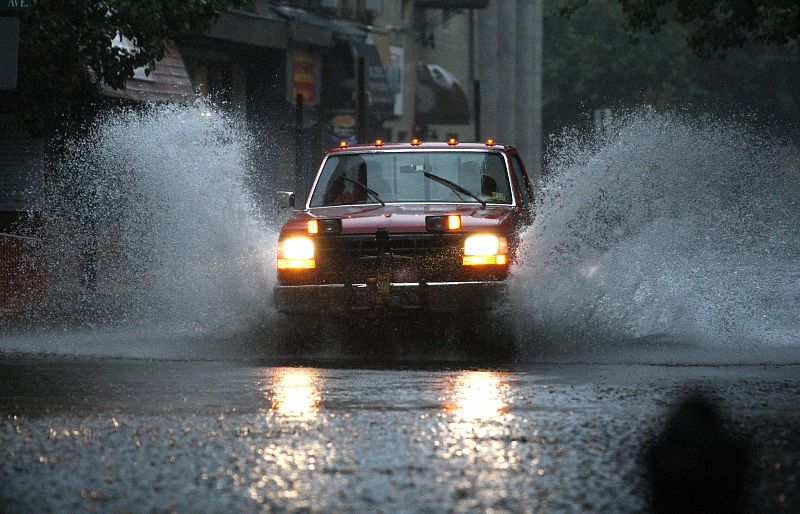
1, 354, 799, 513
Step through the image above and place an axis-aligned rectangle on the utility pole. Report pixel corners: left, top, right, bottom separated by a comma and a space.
356, 56, 367, 143
294, 93, 304, 199
469, 9, 480, 141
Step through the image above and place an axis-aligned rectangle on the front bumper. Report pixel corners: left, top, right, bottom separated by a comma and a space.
274, 280, 506, 316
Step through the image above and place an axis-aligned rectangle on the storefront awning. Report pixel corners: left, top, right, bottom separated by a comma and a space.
274, 5, 333, 47
102, 41, 193, 103
414, 63, 470, 125
205, 6, 288, 49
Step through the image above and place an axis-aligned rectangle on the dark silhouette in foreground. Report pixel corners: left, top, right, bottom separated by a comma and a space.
645, 394, 752, 514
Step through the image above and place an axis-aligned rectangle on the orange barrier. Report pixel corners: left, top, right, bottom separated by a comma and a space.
0, 232, 46, 312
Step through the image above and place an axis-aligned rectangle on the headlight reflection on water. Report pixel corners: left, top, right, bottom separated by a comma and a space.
248, 367, 330, 504
443, 371, 509, 421
264, 367, 322, 418
440, 371, 518, 469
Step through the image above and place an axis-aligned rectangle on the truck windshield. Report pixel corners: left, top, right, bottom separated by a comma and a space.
308, 151, 512, 207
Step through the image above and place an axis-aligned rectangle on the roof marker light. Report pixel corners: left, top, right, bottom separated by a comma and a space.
375, 139, 384, 147
339, 141, 349, 148
411, 138, 421, 146
447, 138, 458, 146
485, 138, 495, 146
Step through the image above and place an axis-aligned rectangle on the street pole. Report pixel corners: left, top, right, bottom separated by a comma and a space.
356, 56, 367, 143
469, 9, 480, 141
473, 79, 481, 141
294, 93, 304, 200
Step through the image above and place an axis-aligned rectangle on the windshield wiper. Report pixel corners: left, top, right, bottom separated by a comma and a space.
423, 171, 486, 208
340, 176, 385, 206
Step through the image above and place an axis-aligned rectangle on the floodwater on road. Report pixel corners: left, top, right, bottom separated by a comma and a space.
1, 348, 798, 513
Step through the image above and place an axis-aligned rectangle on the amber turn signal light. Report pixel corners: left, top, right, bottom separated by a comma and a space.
463, 254, 507, 266
308, 218, 343, 235
411, 138, 421, 146
447, 215, 461, 230
426, 215, 462, 232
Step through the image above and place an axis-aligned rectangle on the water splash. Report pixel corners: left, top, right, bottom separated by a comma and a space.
25, 102, 276, 334
510, 109, 800, 353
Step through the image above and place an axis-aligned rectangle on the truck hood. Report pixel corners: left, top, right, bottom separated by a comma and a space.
283, 203, 514, 234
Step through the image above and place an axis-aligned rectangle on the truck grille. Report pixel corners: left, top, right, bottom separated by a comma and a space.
315, 233, 465, 283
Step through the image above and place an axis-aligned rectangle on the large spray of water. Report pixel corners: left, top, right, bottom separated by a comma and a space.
3, 105, 797, 361
510, 109, 800, 354
30, 103, 276, 335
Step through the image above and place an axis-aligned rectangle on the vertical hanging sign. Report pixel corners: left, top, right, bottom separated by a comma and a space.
290, 50, 317, 105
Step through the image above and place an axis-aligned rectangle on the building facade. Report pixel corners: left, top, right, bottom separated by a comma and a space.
171, 0, 545, 198
0, 0, 542, 233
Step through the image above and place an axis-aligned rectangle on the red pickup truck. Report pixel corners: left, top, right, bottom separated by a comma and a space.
273, 139, 534, 346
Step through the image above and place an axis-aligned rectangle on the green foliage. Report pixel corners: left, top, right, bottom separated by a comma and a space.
560, 0, 799, 58
10, 0, 247, 133
544, 0, 800, 137
618, 0, 800, 58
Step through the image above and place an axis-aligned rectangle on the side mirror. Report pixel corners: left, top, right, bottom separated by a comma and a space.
276, 191, 296, 209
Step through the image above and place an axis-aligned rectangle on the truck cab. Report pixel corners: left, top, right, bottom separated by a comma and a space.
274, 139, 534, 320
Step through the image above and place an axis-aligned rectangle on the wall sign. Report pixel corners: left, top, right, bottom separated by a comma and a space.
290, 50, 318, 104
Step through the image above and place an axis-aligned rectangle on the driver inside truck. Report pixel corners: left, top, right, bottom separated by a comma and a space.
323, 157, 368, 205
459, 159, 498, 200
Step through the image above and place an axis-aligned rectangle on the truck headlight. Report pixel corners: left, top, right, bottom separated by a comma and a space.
277, 237, 316, 269
463, 234, 508, 266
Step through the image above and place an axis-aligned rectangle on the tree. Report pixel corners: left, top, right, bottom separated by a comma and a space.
6, 0, 248, 133
544, 0, 800, 140
544, 0, 702, 135
562, 0, 800, 57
